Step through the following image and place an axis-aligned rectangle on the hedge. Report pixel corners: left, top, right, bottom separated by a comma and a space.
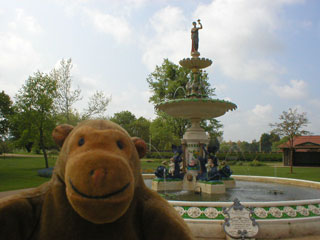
145, 151, 173, 159
216, 152, 282, 162
145, 151, 283, 162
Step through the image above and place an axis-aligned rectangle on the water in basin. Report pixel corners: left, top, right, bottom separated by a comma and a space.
144, 179, 320, 202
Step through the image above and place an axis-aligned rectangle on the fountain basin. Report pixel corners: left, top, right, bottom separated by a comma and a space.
152, 178, 233, 194
156, 98, 237, 119
144, 174, 320, 239
179, 57, 212, 70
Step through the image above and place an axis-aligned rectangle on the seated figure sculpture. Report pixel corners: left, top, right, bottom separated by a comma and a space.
155, 165, 168, 179
197, 142, 233, 181
155, 145, 184, 179
168, 145, 184, 179
218, 161, 233, 179
197, 144, 220, 181
197, 145, 208, 180
207, 155, 220, 180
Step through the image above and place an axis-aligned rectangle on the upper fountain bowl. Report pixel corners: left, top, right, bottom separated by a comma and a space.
179, 57, 212, 70
156, 98, 237, 119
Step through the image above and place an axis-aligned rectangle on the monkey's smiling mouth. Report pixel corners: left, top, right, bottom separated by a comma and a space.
69, 179, 130, 199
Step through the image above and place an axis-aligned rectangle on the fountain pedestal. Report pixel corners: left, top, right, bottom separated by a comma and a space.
152, 25, 237, 194
152, 179, 183, 191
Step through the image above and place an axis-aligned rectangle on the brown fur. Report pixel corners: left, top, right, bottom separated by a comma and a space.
0, 119, 193, 240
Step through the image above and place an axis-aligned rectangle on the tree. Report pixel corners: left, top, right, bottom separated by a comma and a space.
82, 91, 111, 119
201, 119, 223, 138
51, 58, 82, 123
260, 133, 279, 152
110, 111, 150, 144
147, 59, 215, 104
238, 141, 250, 152
14, 71, 58, 168
147, 59, 221, 141
150, 116, 180, 151
272, 136, 289, 152
131, 117, 150, 143
270, 108, 310, 173
249, 140, 259, 153
110, 111, 137, 136
0, 91, 14, 139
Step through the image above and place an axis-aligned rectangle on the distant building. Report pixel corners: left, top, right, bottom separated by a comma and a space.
279, 136, 320, 166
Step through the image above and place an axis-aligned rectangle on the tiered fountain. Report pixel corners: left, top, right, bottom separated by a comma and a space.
151, 19, 237, 194
148, 20, 320, 239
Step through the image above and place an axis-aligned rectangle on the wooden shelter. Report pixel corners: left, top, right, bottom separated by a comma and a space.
279, 136, 320, 166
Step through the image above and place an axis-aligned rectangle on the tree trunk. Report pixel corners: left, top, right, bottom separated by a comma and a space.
39, 123, 49, 168
289, 148, 293, 173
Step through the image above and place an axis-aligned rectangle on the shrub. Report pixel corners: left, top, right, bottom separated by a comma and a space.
37, 167, 54, 178
236, 161, 244, 166
249, 160, 266, 167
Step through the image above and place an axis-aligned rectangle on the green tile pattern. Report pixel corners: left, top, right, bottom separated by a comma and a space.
173, 203, 320, 220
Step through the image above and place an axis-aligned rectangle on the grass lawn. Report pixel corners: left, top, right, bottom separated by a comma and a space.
0, 155, 57, 192
1, 156, 320, 192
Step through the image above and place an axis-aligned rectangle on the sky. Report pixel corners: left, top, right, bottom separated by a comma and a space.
0, 0, 319, 142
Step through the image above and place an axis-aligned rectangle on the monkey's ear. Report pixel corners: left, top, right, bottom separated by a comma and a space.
132, 137, 147, 159
52, 124, 74, 147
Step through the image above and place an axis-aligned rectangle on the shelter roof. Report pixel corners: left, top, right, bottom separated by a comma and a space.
279, 136, 320, 150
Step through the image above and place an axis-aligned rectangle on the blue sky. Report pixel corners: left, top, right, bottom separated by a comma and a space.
0, 0, 319, 142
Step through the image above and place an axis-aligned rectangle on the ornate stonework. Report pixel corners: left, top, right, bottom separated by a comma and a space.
187, 207, 202, 218
204, 207, 219, 219
172, 203, 320, 220
254, 207, 268, 218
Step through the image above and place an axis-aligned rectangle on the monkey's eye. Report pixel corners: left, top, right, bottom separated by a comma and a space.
78, 138, 85, 146
117, 140, 124, 150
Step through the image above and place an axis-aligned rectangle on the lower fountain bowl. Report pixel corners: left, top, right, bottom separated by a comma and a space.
144, 174, 320, 239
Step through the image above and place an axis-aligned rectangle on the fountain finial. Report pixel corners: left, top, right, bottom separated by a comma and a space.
191, 19, 202, 58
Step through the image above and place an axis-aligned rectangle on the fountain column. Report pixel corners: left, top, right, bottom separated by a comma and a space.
153, 19, 237, 194
182, 118, 209, 190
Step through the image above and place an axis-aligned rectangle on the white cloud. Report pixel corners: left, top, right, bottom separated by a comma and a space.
249, 104, 273, 125
221, 104, 273, 141
309, 99, 320, 110
109, 87, 155, 119
301, 20, 312, 29
85, 9, 132, 43
271, 79, 307, 99
9, 9, 42, 34
142, 6, 189, 70
192, 0, 297, 82
0, 32, 41, 96
142, 0, 302, 82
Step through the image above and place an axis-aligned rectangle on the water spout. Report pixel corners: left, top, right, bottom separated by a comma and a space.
146, 143, 163, 159
163, 168, 167, 195
173, 86, 187, 98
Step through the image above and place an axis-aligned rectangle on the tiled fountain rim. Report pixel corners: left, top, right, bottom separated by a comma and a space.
143, 174, 320, 220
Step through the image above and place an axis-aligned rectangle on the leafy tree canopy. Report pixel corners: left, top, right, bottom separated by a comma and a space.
270, 108, 310, 173
110, 111, 150, 143
51, 58, 82, 123
146, 59, 222, 144
0, 91, 14, 138
147, 58, 214, 105
13, 71, 58, 167
270, 108, 310, 145
260, 132, 280, 152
